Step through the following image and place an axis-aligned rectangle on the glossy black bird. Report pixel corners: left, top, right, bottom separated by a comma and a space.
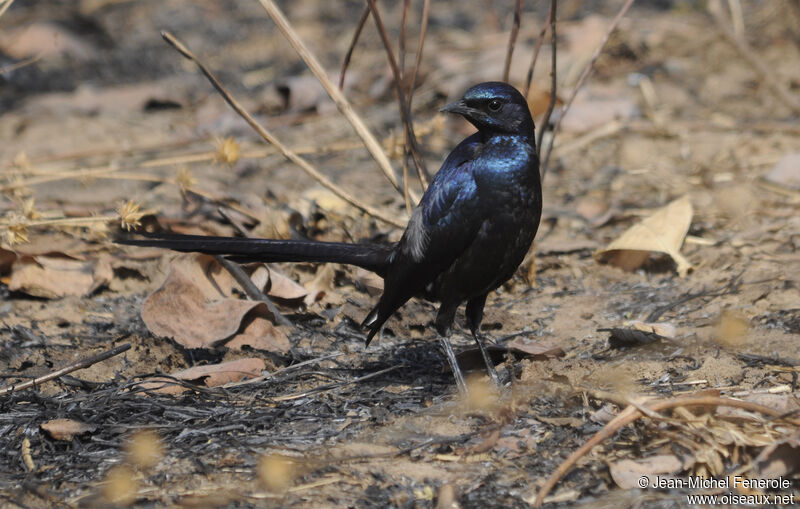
118, 82, 542, 394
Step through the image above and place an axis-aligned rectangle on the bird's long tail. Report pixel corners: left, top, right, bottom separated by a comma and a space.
117, 233, 393, 276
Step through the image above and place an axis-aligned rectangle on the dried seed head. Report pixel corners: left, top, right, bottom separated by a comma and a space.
126, 430, 164, 470
714, 310, 749, 346
13, 151, 32, 172
257, 453, 296, 492
22, 198, 40, 220
102, 465, 138, 506
4, 215, 29, 245
215, 137, 240, 166
118, 200, 144, 231
464, 375, 500, 412
176, 166, 196, 191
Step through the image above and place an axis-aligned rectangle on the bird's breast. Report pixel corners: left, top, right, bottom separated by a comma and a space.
473, 137, 539, 205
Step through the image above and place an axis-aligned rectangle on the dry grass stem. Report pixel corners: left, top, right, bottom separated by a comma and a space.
531, 394, 800, 506
339, 6, 370, 90
523, 3, 551, 99
214, 255, 292, 327
708, 0, 800, 114
541, 0, 636, 177
257, 0, 404, 195
536, 0, 558, 159
160, 31, 405, 228
0, 55, 41, 75
408, 0, 430, 109
0, 343, 131, 396
502, 0, 523, 83
0, 0, 14, 20
366, 0, 430, 188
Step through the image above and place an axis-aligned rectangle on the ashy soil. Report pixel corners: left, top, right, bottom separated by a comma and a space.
1, 0, 798, 507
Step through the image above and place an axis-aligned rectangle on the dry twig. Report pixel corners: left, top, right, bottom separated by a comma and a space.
523, 2, 552, 99
541, 0, 636, 178
339, 6, 370, 90
531, 394, 800, 506
214, 255, 292, 327
0, 343, 131, 396
708, 0, 800, 115
408, 0, 430, 109
536, 0, 558, 158
257, 0, 406, 195
502, 0, 523, 83
160, 31, 404, 228
0, 0, 14, 20
366, 0, 430, 188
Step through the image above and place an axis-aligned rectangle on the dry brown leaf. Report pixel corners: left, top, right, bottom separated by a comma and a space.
0, 247, 15, 275
9, 234, 90, 259
0, 22, 97, 60
225, 314, 290, 352
141, 254, 288, 352
754, 434, 800, 479
354, 267, 384, 296
303, 263, 337, 306
40, 419, 97, 441
506, 337, 565, 358
139, 357, 266, 395
609, 455, 684, 489
300, 187, 359, 217
717, 393, 800, 421
537, 416, 584, 428
258, 453, 298, 493
9, 256, 111, 298
595, 196, 694, 276
267, 269, 308, 301
763, 152, 800, 190
589, 404, 618, 424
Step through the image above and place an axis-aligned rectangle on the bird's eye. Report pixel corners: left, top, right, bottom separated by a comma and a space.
487, 99, 502, 112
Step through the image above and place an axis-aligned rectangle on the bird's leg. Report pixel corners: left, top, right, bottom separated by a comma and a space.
465, 295, 500, 386
435, 304, 468, 395
438, 336, 468, 396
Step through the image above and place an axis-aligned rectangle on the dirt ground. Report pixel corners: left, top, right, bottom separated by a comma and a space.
1, 0, 799, 507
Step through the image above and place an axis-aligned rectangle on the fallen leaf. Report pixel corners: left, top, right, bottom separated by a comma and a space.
225, 314, 290, 352
275, 74, 335, 113
590, 404, 618, 424
258, 453, 298, 493
537, 416, 584, 428
267, 269, 309, 301
763, 152, 800, 190
0, 22, 96, 60
717, 393, 800, 421
560, 92, 639, 133
506, 337, 565, 358
9, 256, 111, 298
41, 419, 97, 441
0, 247, 15, 275
454, 339, 564, 372
753, 435, 800, 479
354, 267, 384, 296
603, 321, 677, 348
609, 455, 684, 489
139, 357, 266, 395
141, 254, 289, 352
595, 196, 694, 276
303, 263, 337, 306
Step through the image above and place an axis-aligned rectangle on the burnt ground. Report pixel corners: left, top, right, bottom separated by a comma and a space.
1, 0, 799, 507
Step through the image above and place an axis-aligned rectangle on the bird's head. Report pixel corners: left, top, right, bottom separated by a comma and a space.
440, 82, 534, 138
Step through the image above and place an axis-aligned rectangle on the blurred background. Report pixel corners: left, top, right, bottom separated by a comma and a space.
1, 0, 799, 507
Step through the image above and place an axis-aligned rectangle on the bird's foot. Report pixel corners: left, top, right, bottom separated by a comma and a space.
472, 330, 501, 387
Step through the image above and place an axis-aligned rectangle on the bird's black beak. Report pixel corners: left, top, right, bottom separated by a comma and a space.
439, 99, 470, 116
